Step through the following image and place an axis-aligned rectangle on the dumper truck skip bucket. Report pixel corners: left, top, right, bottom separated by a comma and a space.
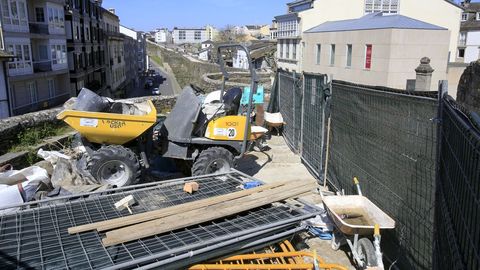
57, 100, 157, 145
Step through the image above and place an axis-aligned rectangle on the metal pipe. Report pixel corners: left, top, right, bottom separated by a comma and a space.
141, 226, 307, 270
103, 212, 319, 270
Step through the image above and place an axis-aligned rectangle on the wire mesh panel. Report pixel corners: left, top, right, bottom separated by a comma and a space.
0, 172, 317, 269
434, 97, 480, 270
278, 71, 302, 152
301, 73, 328, 179
328, 81, 438, 269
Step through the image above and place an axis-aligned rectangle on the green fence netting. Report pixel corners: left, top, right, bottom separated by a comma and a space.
328, 80, 438, 269
278, 70, 303, 152
434, 96, 480, 270
301, 73, 328, 180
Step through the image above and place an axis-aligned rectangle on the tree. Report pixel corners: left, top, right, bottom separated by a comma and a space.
214, 25, 249, 43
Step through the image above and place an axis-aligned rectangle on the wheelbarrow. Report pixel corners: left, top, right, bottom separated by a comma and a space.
321, 178, 395, 269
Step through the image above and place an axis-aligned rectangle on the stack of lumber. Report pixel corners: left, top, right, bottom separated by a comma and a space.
68, 180, 316, 247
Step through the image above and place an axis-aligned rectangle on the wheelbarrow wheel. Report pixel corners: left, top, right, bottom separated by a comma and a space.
357, 238, 378, 268
191, 147, 234, 176
88, 145, 141, 187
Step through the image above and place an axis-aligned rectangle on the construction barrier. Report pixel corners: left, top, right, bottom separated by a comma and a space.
272, 71, 479, 269
434, 96, 480, 270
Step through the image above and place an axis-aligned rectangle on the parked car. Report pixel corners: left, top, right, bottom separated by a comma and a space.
152, 88, 160, 95
144, 78, 154, 89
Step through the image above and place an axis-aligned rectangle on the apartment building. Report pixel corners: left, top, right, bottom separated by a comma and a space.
172, 27, 208, 44
65, 0, 106, 95
1, 0, 71, 116
206, 25, 218, 41
120, 25, 148, 92
103, 9, 125, 97
275, 0, 462, 72
303, 13, 450, 90
155, 28, 171, 43
457, 2, 480, 63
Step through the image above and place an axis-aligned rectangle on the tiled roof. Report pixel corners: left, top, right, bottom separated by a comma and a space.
305, 12, 446, 33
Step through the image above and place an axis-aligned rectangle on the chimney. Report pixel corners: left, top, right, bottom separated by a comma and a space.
108, 8, 115, 14
415, 57, 434, 91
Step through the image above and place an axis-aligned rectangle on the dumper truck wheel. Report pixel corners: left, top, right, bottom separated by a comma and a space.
88, 145, 141, 187
191, 147, 234, 176
356, 238, 378, 268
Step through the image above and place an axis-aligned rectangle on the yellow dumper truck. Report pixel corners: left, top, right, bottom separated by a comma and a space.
58, 44, 265, 187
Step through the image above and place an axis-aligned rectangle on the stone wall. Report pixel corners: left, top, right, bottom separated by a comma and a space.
457, 60, 480, 113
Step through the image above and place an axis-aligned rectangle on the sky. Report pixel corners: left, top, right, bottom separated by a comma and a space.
102, 0, 291, 32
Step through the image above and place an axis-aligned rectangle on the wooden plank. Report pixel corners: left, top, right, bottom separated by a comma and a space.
68, 181, 289, 234
102, 181, 316, 246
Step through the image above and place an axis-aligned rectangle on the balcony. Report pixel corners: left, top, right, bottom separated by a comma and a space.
33, 60, 52, 72
29, 22, 49, 35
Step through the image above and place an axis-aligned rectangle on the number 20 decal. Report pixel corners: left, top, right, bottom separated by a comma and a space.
227, 128, 236, 138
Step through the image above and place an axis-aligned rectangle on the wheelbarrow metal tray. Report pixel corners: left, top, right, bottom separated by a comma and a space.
57, 100, 157, 145
323, 195, 395, 236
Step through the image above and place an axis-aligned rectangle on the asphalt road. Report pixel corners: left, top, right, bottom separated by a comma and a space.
127, 63, 175, 98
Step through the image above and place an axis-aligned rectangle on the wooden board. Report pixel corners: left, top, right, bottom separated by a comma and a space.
102, 181, 316, 246
68, 181, 289, 234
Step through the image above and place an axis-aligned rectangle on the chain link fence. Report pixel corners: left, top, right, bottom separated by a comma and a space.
434, 96, 480, 270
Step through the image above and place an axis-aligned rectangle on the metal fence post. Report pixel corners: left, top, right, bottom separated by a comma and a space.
300, 73, 306, 154
433, 80, 448, 269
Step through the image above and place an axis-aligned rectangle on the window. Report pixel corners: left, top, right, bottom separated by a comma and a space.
47, 6, 64, 30
51, 44, 67, 65
47, 79, 55, 97
179, 30, 186, 40
458, 48, 465, 58
316, 44, 321, 65
459, 32, 467, 45
477, 12, 480, 21
35, 7, 45, 22
279, 41, 283, 58
27, 82, 37, 104
329, 44, 335, 66
277, 19, 299, 38
346, 44, 352, 67
1, 0, 28, 27
365, 44, 373, 69
292, 41, 297, 60
6, 42, 32, 74
365, 0, 399, 14
194, 31, 201, 40
286, 40, 290, 59
462, 13, 468, 21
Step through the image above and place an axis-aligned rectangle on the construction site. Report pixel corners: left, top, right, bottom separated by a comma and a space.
0, 43, 479, 270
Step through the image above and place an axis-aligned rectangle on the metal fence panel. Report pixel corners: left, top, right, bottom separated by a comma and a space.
301, 74, 328, 178
328, 81, 438, 269
278, 71, 302, 152
434, 97, 480, 270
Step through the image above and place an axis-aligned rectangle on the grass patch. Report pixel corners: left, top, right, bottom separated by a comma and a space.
9, 123, 73, 153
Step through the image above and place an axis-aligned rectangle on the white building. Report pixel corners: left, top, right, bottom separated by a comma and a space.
275, 0, 463, 72
172, 28, 208, 44
457, 2, 480, 63
155, 28, 171, 43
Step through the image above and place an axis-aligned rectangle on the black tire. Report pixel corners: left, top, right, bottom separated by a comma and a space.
88, 145, 141, 187
191, 147, 234, 176
357, 238, 378, 268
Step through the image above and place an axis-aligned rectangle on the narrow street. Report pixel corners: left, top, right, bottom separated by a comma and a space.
127, 60, 177, 98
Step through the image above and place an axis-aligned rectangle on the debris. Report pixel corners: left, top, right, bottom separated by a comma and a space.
114, 195, 135, 214
243, 181, 262, 189
37, 148, 71, 164
183, 181, 199, 194
0, 166, 49, 186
